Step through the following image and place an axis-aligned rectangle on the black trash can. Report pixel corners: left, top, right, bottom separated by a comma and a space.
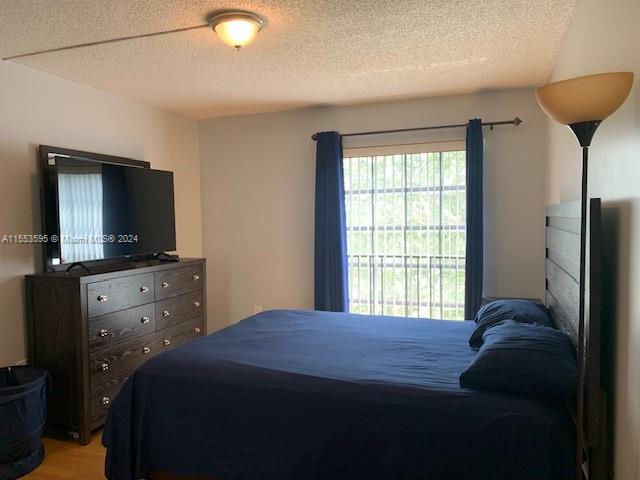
0, 366, 49, 480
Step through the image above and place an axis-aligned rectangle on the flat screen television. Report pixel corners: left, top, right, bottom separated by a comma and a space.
40, 146, 176, 270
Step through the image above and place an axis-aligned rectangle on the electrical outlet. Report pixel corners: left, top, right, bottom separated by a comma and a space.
253, 305, 263, 314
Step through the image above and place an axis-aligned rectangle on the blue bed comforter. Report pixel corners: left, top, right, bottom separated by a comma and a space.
103, 309, 574, 480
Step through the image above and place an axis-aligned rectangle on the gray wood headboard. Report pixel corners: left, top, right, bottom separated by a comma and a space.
545, 199, 607, 480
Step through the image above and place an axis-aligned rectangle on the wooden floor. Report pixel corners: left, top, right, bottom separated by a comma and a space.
22, 434, 209, 480
23, 433, 105, 480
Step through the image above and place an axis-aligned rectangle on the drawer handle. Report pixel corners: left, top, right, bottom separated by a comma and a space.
143, 346, 151, 354
141, 316, 151, 324
101, 396, 110, 406
194, 327, 201, 334
162, 310, 171, 317
140, 286, 149, 293
97, 294, 108, 303
193, 273, 200, 281
99, 329, 109, 338
162, 282, 170, 289
194, 301, 201, 308
100, 362, 109, 371
163, 339, 171, 346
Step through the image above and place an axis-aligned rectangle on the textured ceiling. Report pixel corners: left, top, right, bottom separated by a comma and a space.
1, 0, 577, 119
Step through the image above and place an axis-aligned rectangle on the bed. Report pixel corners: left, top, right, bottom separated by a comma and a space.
104, 310, 574, 480
103, 200, 608, 480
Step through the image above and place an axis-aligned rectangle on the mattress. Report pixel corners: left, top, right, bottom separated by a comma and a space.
103, 309, 574, 480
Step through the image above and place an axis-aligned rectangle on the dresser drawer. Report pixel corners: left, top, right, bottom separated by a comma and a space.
155, 291, 204, 330
88, 304, 155, 351
90, 374, 129, 422
89, 332, 157, 385
87, 273, 154, 316
154, 265, 203, 300
157, 317, 205, 351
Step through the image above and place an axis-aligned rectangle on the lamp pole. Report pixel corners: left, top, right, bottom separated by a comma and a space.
568, 120, 599, 480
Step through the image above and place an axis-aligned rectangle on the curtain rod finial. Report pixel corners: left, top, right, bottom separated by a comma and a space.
514, 117, 522, 126
311, 133, 318, 141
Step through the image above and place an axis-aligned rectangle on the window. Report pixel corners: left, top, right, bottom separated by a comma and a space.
343, 142, 466, 320
58, 172, 105, 263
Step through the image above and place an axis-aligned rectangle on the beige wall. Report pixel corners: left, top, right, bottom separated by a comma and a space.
0, 61, 202, 366
545, 0, 640, 478
199, 88, 549, 332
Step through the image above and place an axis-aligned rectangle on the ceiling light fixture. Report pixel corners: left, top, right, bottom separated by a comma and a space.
209, 11, 265, 50
2, 10, 266, 61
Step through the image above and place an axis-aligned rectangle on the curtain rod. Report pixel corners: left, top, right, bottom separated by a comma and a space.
311, 117, 522, 141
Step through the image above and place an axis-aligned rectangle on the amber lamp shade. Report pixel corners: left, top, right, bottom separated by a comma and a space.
536, 72, 633, 146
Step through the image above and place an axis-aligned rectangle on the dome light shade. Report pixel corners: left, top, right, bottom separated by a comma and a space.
535, 72, 633, 125
210, 11, 265, 50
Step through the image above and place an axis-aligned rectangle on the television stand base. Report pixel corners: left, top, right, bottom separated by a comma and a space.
153, 252, 179, 262
65, 262, 92, 274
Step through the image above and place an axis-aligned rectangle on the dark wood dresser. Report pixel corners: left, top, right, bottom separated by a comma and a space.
25, 258, 206, 444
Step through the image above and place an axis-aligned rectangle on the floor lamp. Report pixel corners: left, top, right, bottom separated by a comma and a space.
535, 71, 633, 479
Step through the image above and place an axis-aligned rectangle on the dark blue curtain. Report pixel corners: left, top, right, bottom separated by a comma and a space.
465, 119, 483, 319
314, 131, 349, 312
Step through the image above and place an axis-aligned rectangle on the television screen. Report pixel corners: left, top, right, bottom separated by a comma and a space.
43, 157, 176, 266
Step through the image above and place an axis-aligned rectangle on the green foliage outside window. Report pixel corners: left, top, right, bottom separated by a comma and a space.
344, 150, 466, 320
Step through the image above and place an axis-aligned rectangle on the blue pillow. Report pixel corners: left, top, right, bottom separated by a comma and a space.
460, 320, 576, 397
469, 299, 553, 348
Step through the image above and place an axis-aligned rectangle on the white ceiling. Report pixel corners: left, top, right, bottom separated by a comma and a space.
1, 0, 577, 119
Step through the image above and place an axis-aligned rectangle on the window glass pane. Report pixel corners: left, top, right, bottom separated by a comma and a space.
344, 149, 466, 319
